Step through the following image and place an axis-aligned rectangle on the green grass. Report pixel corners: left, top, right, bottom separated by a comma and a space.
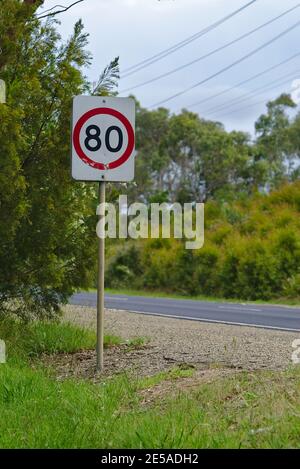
0, 318, 122, 363
0, 318, 300, 448
0, 362, 299, 448
124, 336, 149, 350
86, 287, 300, 307
137, 365, 195, 391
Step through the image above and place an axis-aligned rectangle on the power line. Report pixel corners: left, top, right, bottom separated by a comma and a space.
120, 3, 300, 94
206, 71, 300, 115
202, 68, 300, 116
213, 76, 299, 119
150, 18, 300, 108
186, 50, 300, 110
121, 0, 258, 78
37, 0, 84, 19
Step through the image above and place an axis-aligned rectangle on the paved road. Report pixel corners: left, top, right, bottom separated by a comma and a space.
70, 292, 300, 332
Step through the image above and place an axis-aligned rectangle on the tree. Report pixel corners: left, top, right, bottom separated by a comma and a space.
0, 2, 119, 320
255, 94, 297, 187
130, 101, 170, 202
285, 111, 300, 181
131, 105, 256, 204
165, 111, 254, 202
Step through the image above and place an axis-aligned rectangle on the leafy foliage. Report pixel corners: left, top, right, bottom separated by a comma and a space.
1, 1, 300, 318
0, 2, 119, 320
106, 182, 300, 301
128, 96, 300, 205
92, 57, 120, 96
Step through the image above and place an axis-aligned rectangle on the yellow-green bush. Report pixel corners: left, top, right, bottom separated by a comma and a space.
106, 182, 300, 300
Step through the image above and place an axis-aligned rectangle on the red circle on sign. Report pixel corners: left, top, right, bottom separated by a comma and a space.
73, 107, 135, 170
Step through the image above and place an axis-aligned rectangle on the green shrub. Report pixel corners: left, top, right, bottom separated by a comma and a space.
282, 274, 300, 298
194, 244, 221, 296
104, 182, 300, 301
106, 244, 143, 289
220, 238, 280, 300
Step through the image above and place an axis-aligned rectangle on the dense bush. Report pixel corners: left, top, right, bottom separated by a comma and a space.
0, 2, 120, 320
105, 182, 300, 301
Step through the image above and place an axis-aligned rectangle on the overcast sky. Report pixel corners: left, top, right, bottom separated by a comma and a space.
38, 0, 300, 135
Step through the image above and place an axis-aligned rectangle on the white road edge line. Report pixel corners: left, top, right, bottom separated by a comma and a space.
105, 297, 128, 301
115, 309, 300, 333
218, 305, 262, 312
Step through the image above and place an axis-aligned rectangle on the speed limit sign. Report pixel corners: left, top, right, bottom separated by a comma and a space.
71, 95, 136, 372
71, 96, 135, 181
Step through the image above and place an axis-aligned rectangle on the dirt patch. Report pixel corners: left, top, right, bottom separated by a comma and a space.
40, 305, 300, 385
36, 304, 300, 410
42, 343, 237, 382
42, 343, 243, 406
63, 305, 300, 374
43, 344, 175, 381
138, 368, 240, 406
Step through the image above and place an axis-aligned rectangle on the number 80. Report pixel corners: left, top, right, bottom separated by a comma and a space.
84, 125, 123, 153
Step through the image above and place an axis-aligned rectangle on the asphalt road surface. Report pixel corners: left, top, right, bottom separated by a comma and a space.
69, 292, 300, 332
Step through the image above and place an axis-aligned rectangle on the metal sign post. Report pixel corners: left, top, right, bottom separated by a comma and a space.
96, 181, 105, 371
71, 96, 135, 372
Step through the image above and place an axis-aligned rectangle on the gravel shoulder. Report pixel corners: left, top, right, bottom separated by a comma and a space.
56, 305, 300, 380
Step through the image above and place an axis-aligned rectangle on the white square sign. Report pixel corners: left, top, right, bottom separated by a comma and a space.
71, 96, 135, 181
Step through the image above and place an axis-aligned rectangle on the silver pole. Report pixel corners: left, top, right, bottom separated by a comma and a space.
96, 181, 105, 371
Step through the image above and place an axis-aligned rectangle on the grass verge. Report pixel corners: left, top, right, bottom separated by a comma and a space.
0, 318, 299, 448
0, 318, 122, 363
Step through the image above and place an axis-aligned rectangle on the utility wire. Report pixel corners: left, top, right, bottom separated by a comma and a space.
150, 18, 300, 108
186, 50, 300, 110
202, 68, 300, 116
37, 0, 84, 19
120, 3, 300, 94
214, 76, 300, 119
121, 0, 258, 78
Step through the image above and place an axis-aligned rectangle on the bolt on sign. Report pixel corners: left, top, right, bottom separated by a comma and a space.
72, 96, 135, 181
71, 96, 136, 372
